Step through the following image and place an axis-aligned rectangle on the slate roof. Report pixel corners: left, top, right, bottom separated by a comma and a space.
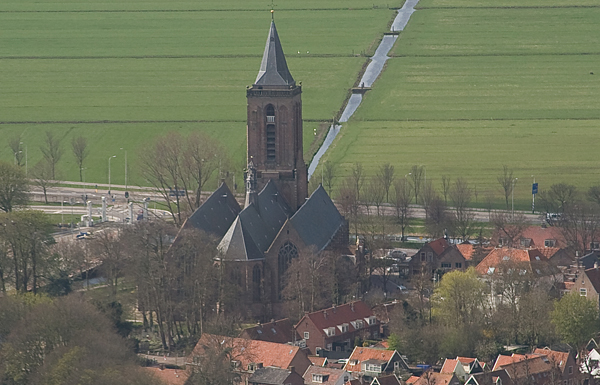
240, 318, 300, 344
492, 354, 553, 376
218, 180, 292, 261
255, 21, 295, 87
249, 367, 292, 385
183, 182, 240, 238
290, 185, 345, 252
467, 370, 512, 385
299, 301, 376, 339
580, 252, 600, 270
372, 375, 402, 385
582, 267, 600, 294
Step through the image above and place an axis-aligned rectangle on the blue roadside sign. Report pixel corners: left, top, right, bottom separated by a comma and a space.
532, 183, 538, 195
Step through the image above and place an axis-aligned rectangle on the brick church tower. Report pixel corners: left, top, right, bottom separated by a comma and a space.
246, 19, 308, 211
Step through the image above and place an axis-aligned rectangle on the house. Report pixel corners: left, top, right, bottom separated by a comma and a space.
303, 366, 354, 385
343, 347, 409, 381
581, 348, 600, 377
409, 371, 461, 385
476, 248, 554, 278
441, 357, 484, 381
492, 354, 556, 385
188, 333, 312, 384
533, 347, 578, 384
579, 252, 600, 270
370, 374, 402, 385
409, 238, 451, 275
570, 266, 600, 307
249, 366, 305, 385
240, 319, 301, 345
309, 356, 328, 367
438, 246, 468, 272
465, 370, 512, 385
295, 301, 380, 355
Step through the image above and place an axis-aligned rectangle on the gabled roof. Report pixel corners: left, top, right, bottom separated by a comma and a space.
254, 20, 295, 87
412, 372, 460, 385
521, 226, 565, 248
582, 267, 600, 294
428, 238, 450, 256
371, 375, 402, 385
457, 243, 475, 261
439, 246, 467, 264
467, 370, 512, 385
533, 348, 571, 372
580, 252, 600, 270
343, 347, 399, 373
308, 356, 328, 367
218, 180, 292, 260
189, 334, 310, 374
475, 248, 550, 276
492, 354, 553, 377
289, 185, 345, 252
303, 366, 352, 385
183, 182, 240, 237
298, 301, 375, 339
249, 367, 293, 385
441, 359, 460, 374
536, 247, 560, 259
240, 318, 300, 344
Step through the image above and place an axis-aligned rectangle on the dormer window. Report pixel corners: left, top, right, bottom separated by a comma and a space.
365, 316, 376, 326
545, 239, 556, 247
520, 238, 531, 247
324, 327, 336, 337
338, 323, 349, 333
312, 374, 329, 383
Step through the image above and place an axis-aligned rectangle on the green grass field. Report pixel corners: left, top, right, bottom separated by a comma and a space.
318, 1, 600, 208
0, 0, 400, 187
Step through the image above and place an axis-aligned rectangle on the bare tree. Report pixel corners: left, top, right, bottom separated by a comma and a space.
0, 162, 29, 212
559, 201, 600, 257
30, 161, 55, 204
377, 163, 395, 203
393, 178, 412, 241
181, 132, 222, 209
409, 165, 424, 204
441, 175, 451, 204
491, 211, 529, 248
322, 161, 336, 194
351, 162, 364, 201
538, 183, 578, 215
40, 131, 63, 180
497, 165, 514, 210
71, 136, 89, 182
422, 180, 435, 219
587, 185, 600, 206
426, 195, 452, 239
337, 177, 360, 238
8, 135, 24, 167
450, 177, 475, 240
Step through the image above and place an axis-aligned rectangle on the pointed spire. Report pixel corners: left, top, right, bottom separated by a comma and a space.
254, 20, 295, 87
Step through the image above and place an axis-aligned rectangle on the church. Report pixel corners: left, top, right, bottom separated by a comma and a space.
182, 18, 349, 316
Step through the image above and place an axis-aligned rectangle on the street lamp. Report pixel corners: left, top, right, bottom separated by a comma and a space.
108, 155, 116, 195
511, 177, 518, 219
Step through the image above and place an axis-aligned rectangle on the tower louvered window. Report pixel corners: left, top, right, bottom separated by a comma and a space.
266, 105, 276, 162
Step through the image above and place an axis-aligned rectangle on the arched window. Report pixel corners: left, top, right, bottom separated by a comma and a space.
278, 241, 298, 295
252, 265, 262, 302
265, 105, 276, 162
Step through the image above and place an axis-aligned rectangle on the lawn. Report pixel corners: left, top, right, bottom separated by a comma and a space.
316, 1, 600, 207
0, 1, 398, 185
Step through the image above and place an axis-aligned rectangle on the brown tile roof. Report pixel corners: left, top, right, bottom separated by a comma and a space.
536, 247, 560, 259
583, 267, 600, 294
476, 248, 550, 276
533, 348, 571, 371
521, 226, 565, 249
429, 238, 450, 256
457, 243, 475, 261
492, 354, 552, 377
298, 301, 376, 337
240, 318, 300, 344
190, 334, 309, 373
309, 356, 327, 367
441, 359, 459, 374
344, 347, 396, 373
145, 367, 188, 385
456, 357, 477, 364
406, 376, 420, 384
304, 366, 352, 385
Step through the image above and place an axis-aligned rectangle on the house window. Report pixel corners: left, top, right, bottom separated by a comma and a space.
326, 343, 332, 351
339, 323, 349, 333
545, 239, 556, 247
427, 252, 433, 262
304, 332, 310, 340
313, 374, 323, 383
591, 242, 600, 250
420, 252, 425, 262
455, 262, 462, 268
278, 241, 298, 297
441, 263, 451, 268
569, 366, 573, 374
365, 364, 382, 373
394, 361, 400, 369
580, 288, 587, 297
520, 238, 531, 247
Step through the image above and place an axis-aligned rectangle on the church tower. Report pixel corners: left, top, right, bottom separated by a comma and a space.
246, 19, 308, 211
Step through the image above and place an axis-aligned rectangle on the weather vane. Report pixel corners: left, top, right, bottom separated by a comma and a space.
269, 0, 276, 19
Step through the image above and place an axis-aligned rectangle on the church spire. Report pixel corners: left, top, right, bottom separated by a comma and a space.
254, 20, 295, 87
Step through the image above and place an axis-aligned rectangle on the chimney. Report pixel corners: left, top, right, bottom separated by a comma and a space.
595, 261, 599, 270
159, 364, 165, 371
257, 363, 263, 369
332, 304, 337, 313
289, 366, 295, 374
324, 310, 328, 319
351, 302, 355, 312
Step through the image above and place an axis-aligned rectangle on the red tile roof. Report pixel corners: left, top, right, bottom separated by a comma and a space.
190, 334, 309, 373
429, 238, 450, 256
521, 226, 565, 249
493, 354, 552, 376
533, 348, 571, 371
344, 347, 396, 373
309, 356, 328, 367
536, 247, 560, 259
476, 248, 549, 276
145, 367, 188, 385
240, 318, 299, 344
298, 301, 376, 337
456, 357, 476, 364
412, 372, 459, 385
457, 244, 475, 261
441, 359, 459, 374
406, 376, 420, 384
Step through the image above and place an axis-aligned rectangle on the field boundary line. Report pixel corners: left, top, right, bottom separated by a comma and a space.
0, 7, 388, 13
416, 5, 600, 10
0, 54, 361, 60
354, 117, 600, 122
390, 52, 600, 58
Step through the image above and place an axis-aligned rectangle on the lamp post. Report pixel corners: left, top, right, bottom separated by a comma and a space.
108, 155, 116, 195
511, 177, 518, 219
